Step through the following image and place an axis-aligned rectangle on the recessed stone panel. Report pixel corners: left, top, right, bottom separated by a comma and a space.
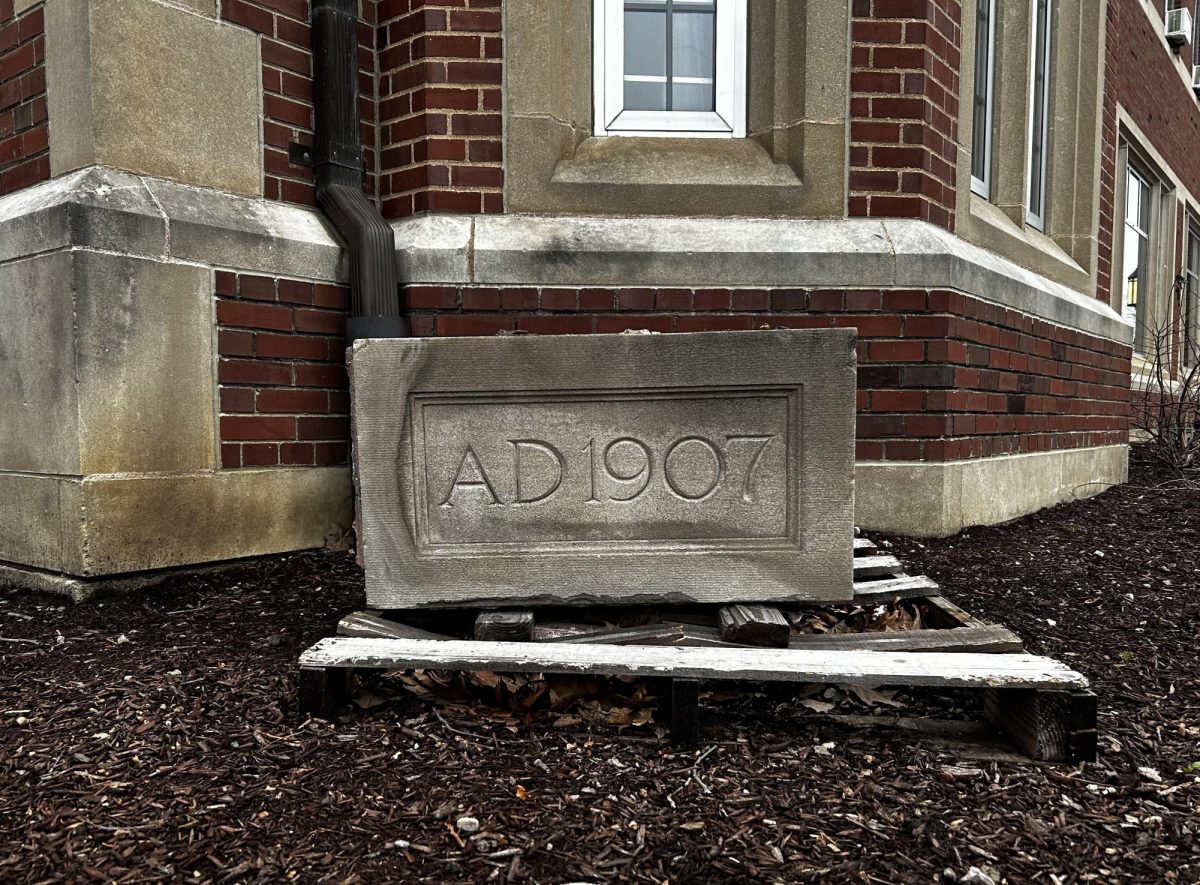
351, 330, 857, 607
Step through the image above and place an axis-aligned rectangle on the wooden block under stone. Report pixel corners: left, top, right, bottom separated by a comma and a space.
297, 666, 350, 720
984, 687, 1098, 762
474, 610, 535, 642
718, 604, 791, 647
670, 679, 701, 747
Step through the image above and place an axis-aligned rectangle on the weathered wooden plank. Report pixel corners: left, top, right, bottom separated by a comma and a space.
676, 624, 740, 647
338, 611, 453, 641
922, 596, 992, 630
534, 622, 738, 647
787, 625, 1023, 653
556, 623, 688, 646
297, 666, 350, 719
853, 537, 878, 556
532, 622, 605, 642
852, 574, 940, 602
474, 610, 535, 642
853, 555, 904, 580
718, 604, 790, 647
984, 687, 1098, 762
298, 637, 1089, 690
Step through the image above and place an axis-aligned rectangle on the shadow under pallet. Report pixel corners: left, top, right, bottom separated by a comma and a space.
298, 536, 1097, 763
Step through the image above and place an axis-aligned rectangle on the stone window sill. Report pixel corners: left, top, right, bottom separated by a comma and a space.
552, 136, 800, 189
964, 192, 1090, 288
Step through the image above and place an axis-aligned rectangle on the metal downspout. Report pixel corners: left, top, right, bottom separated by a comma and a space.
312, 0, 408, 342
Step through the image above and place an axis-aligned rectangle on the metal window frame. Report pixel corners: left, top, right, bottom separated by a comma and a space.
1186, 220, 1200, 364
1025, 0, 1054, 231
970, 0, 998, 198
593, 0, 748, 138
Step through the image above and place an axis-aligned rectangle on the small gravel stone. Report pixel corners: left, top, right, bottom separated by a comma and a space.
456, 816, 480, 834
959, 867, 997, 885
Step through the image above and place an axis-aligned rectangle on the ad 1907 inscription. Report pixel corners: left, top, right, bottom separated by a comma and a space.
411, 390, 797, 553
351, 330, 856, 607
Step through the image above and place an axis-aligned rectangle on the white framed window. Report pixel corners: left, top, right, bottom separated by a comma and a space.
1026, 0, 1053, 230
593, 0, 748, 138
970, 0, 997, 197
1122, 164, 1152, 348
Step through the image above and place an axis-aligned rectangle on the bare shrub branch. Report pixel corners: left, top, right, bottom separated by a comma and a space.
1129, 277, 1200, 480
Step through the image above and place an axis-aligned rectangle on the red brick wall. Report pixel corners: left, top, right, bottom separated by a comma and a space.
848, 0, 961, 229
398, 286, 1130, 462
0, 0, 47, 196
376, 0, 503, 218
215, 271, 350, 468
215, 281, 1129, 467
221, 0, 379, 205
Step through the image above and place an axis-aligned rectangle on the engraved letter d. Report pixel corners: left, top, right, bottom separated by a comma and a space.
509, 439, 565, 505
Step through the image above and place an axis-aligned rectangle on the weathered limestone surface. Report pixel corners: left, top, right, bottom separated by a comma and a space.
45, 0, 261, 195
0, 169, 349, 592
855, 444, 1129, 537
0, 249, 214, 475
351, 330, 857, 607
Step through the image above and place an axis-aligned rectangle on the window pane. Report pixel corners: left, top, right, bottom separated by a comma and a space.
1027, 0, 1052, 227
1188, 228, 1200, 362
971, 0, 994, 185
624, 6, 668, 110
672, 7, 715, 111
623, 0, 715, 113
1124, 169, 1142, 227
1122, 170, 1152, 345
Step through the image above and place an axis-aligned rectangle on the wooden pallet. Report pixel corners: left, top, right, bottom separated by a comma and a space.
298, 536, 1096, 762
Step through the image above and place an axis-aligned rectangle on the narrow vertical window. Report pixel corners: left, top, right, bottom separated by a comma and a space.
1122, 166, 1152, 350
1026, 0, 1053, 230
970, 0, 997, 197
594, 0, 748, 137
1186, 223, 1200, 364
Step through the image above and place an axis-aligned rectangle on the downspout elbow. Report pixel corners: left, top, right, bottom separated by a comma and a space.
317, 183, 408, 342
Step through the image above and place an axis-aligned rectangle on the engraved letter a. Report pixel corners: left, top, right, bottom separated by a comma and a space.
438, 446, 501, 507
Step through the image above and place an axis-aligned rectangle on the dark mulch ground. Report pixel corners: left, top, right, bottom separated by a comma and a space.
1, 450, 1197, 884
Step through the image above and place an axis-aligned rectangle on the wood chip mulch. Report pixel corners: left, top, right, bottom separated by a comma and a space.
1, 448, 1197, 883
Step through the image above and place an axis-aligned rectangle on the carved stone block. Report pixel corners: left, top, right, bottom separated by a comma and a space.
350, 330, 856, 607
